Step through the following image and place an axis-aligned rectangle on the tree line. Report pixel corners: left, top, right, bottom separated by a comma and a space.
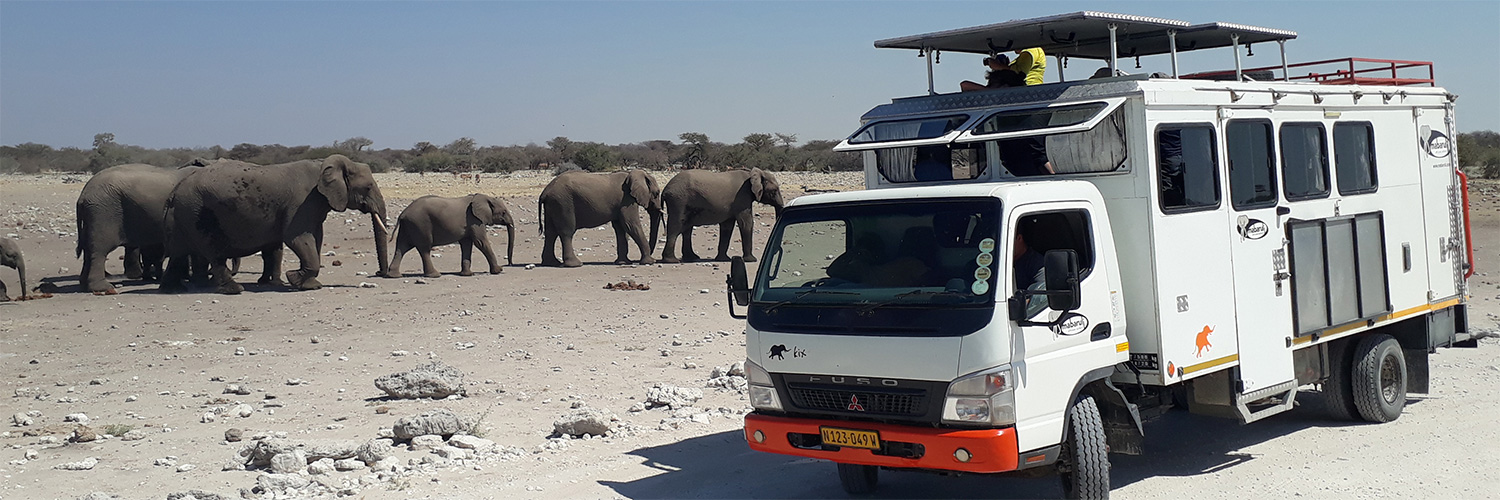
0, 132, 862, 175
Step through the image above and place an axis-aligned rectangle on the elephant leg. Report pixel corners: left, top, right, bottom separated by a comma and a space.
611, 220, 632, 265
123, 246, 144, 280
418, 247, 441, 278
559, 231, 582, 268
737, 209, 757, 262
188, 254, 213, 287
159, 255, 190, 293
210, 259, 242, 295
387, 237, 412, 278
140, 245, 165, 281
622, 217, 655, 265
258, 246, 285, 286
541, 229, 562, 267
471, 229, 502, 274
284, 231, 324, 291
231, 257, 242, 276
681, 227, 702, 262
714, 220, 736, 261
459, 238, 475, 277
660, 212, 684, 264
81, 245, 116, 294
0, 278, 7, 301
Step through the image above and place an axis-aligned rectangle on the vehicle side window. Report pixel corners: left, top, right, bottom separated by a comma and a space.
1014, 210, 1093, 317
1280, 123, 1330, 200
1226, 120, 1278, 209
1334, 122, 1378, 195
1157, 124, 1220, 213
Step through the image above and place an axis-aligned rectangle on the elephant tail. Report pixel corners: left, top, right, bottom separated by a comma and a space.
74, 200, 90, 259
536, 198, 544, 236
387, 218, 401, 244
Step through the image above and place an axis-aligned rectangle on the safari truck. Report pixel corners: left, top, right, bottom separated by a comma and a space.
723, 12, 1477, 498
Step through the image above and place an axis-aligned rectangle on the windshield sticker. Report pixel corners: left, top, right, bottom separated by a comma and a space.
976, 252, 994, 267
974, 267, 992, 281
971, 280, 990, 295
978, 238, 996, 253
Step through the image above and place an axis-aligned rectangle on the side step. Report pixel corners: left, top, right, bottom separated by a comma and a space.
1187, 371, 1298, 424
1234, 380, 1298, 424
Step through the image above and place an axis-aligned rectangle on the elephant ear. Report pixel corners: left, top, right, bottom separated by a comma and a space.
627, 171, 652, 208
318, 157, 350, 211
469, 196, 492, 225
748, 168, 765, 200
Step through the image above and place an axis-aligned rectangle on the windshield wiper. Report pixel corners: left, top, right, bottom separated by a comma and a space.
855, 289, 967, 314
763, 287, 857, 313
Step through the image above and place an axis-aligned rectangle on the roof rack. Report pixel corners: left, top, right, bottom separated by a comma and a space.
1183, 57, 1435, 86
875, 11, 1299, 95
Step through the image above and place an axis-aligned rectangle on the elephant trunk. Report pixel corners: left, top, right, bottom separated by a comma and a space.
505, 223, 516, 266
366, 188, 391, 277
648, 206, 662, 254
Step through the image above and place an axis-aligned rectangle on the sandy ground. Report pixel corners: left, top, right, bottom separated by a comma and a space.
0, 170, 1496, 500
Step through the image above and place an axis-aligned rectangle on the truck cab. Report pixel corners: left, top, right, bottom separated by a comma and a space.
729, 11, 1473, 499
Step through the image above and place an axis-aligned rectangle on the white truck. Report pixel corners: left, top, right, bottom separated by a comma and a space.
724, 12, 1477, 498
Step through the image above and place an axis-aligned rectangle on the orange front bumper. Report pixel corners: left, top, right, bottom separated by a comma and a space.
743, 413, 1019, 473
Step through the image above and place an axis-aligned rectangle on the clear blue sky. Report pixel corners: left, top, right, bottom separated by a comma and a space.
2, 1, 1496, 150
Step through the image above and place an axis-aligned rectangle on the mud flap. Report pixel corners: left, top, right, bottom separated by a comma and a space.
1093, 380, 1144, 456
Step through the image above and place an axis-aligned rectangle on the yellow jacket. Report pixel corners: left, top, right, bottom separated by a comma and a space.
1011, 48, 1047, 86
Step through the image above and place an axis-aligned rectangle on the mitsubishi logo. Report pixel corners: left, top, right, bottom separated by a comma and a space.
847, 395, 865, 412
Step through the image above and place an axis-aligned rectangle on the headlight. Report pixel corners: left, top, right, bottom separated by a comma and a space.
745, 360, 782, 411
942, 365, 1016, 426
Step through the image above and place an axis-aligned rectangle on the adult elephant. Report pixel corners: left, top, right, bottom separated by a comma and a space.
659, 168, 784, 263
0, 237, 26, 301
75, 161, 273, 293
384, 193, 515, 277
160, 155, 390, 294
538, 169, 662, 267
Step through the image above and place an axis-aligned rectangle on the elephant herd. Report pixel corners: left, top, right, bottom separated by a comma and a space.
0, 157, 785, 299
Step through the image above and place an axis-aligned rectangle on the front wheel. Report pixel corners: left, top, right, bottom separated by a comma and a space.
836, 463, 878, 495
1060, 396, 1110, 500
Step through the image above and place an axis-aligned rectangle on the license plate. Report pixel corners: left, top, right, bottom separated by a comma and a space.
819, 426, 881, 450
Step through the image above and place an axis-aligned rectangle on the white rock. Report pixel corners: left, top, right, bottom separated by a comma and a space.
175, 463, 196, 472
307, 458, 336, 475
433, 446, 470, 460
409, 434, 444, 451
333, 458, 364, 471
358, 282, 379, 288
256, 473, 310, 492
447, 434, 495, 451
233, 404, 254, 418
54, 457, 99, 470
11, 413, 32, 426
155, 456, 178, 467
24, 449, 38, 460
200, 412, 216, 423
63, 413, 90, 424
268, 450, 307, 474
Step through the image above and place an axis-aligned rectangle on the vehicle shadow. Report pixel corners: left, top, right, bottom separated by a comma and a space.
601, 392, 1422, 499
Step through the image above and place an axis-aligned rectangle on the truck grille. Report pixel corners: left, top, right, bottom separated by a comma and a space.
786, 385, 927, 416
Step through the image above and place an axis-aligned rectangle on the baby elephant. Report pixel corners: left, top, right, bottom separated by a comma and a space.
0, 237, 27, 301
384, 194, 515, 278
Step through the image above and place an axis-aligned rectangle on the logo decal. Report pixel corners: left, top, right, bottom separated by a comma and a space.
1427, 130, 1452, 158
1236, 215, 1269, 240
769, 344, 788, 360
1052, 313, 1089, 336
1195, 325, 1214, 357
847, 395, 865, 412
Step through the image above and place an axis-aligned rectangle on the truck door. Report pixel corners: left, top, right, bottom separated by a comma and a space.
1222, 114, 1296, 395
1414, 105, 1463, 301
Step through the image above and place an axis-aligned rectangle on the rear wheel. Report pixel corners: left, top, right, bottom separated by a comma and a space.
836, 463, 878, 495
1351, 335, 1406, 423
1059, 396, 1110, 500
1322, 340, 1360, 420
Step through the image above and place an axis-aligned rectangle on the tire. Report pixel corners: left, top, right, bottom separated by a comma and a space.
1060, 396, 1110, 500
1351, 335, 1406, 423
836, 463, 878, 495
1322, 340, 1360, 421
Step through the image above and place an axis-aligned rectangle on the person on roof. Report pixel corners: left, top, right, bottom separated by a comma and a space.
960, 55, 1013, 92
1010, 47, 1046, 85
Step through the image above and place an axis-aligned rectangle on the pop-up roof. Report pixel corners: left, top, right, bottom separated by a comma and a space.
874, 11, 1296, 60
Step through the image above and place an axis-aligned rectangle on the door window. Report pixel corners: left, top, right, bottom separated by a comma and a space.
1334, 122, 1378, 195
1279, 123, 1330, 200
1013, 210, 1094, 317
1226, 120, 1278, 209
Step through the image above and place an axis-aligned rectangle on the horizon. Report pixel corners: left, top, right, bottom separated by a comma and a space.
2, 1, 1497, 151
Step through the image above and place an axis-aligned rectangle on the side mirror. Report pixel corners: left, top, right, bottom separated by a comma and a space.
1043, 249, 1080, 311
726, 256, 750, 319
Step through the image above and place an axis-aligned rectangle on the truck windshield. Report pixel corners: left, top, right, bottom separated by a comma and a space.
755, 199, 1002, 309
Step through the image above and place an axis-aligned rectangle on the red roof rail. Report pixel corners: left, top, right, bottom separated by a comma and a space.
1183, 57, 1435, 86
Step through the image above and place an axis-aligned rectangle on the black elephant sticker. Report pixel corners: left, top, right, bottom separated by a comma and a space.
768, 344, 789, 360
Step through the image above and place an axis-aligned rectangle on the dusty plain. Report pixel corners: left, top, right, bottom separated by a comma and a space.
0, 171, 1497, 500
